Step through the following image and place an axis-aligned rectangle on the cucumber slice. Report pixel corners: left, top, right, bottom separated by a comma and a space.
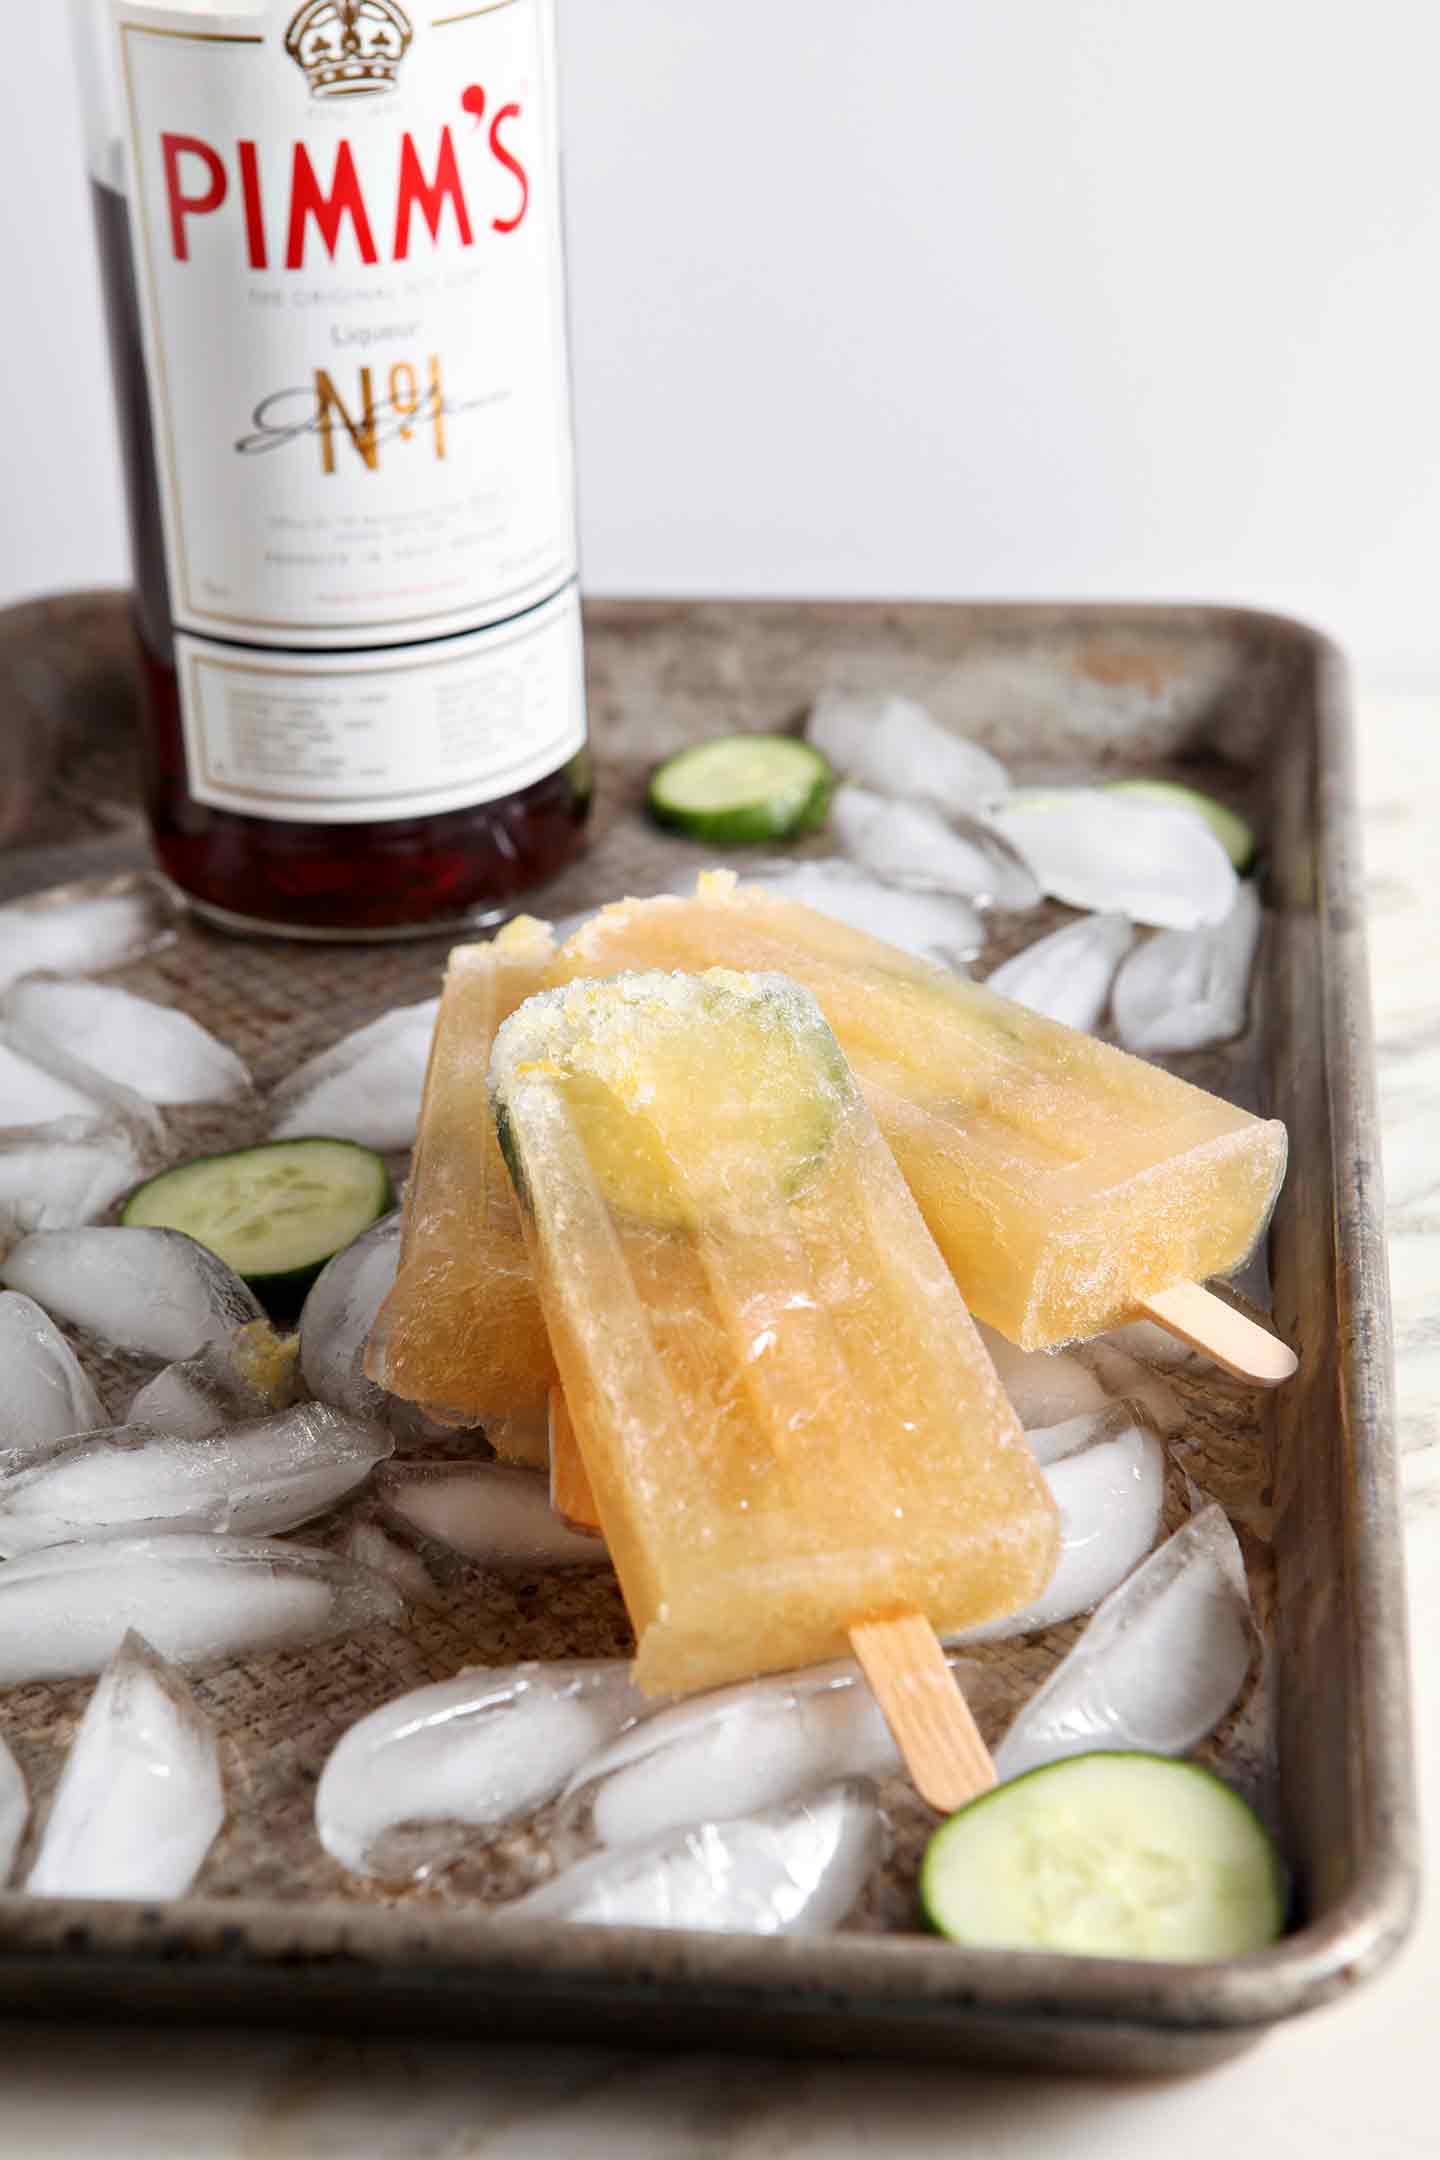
569, 975, 843, 1226
122, 1139, 393, 1302
921, 1753, 1286, 1962
1104, 780, 1255, 870
498, 972, 845, 1231
646, 735, 834, 845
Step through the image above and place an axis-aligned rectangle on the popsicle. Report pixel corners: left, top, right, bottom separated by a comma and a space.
489, 967, 1060, 1808
550, 875, 1292, 1376
548, 1387, 601, 1533
365, 916, 556, 1459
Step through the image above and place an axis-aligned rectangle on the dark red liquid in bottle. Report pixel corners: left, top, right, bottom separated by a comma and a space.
92, 180, 590, 939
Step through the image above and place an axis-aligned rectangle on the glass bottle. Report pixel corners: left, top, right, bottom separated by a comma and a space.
71, 0, 589, 938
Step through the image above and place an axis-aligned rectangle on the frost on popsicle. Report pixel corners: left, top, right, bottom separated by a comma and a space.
0, 1290, 108, 1462
563, 1655, 998, 1853
699, 861, 983, 969
315, 1660, 648, 1880
0, 1733, 27, 1885
3, 979, 251, 1107
0, 1534, 404, 1685
269, 1000, 440, 1151
507, 1783, 881, 1935
1111, 883, 1262, 1055
985, 913, 1135, 1034
0, 1227, 264, 1362
0, 1121, 148, 1242
0, 1405, 392, 1555
299, 1211, 400, 1422
950, 1410, 1166, 1643
993, 1505, 1257, 1783
987, 789, 1237, 929
0, 876, 180, 997
830, 785, 1040, 910
378, 1462, 609, 1569
25, 1633, 223, 1901
806, 691, 1010, 816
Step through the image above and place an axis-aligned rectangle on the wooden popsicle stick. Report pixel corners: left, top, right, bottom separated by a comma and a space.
1138, 1281, 1298, 1386
849, 1612, 996, 1815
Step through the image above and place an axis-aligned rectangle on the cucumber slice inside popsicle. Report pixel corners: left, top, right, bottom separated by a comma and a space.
920, 1752, 1286, 1961
646, 736, 834, 844
122, 1138, 393, 1301
499, 972, 844, 1229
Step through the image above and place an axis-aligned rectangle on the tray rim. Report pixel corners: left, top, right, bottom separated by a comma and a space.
0, 592, 1419, 2065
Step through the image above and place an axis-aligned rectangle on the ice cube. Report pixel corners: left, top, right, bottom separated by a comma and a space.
565, 1654, 994, 1853
378, 1461, 609, 1568
0, 1032, 110, 1127
128, 1340, 280, 1441
269, 1001, 440, 1151
1074, 1339, 1187, 1435
988, 789, 1237, 929
806, 691, 1011, 816
0, 1120, 148, 1241
0, 1734, 27, 1885
973, 1320, 1111, 1428
0, 1290, 109, 1461
831, 787, 1040, 910
315, 1660, 647, 1879
341, 1521, 443, 1609
0, 1019, 163, 1141
3, 979, 251, 1107
0, 876, 180, 997
0, 1405, 392, 1555
993, 1505, 1256, 1781
984, 912, 1135, 1033
1111, 882, 1262, 1054
1, 1227, 264, 1361
951, 1410, 1166, 1643
709, 861, 982, 968
1098, 1318, 1208, 1372
507, 1783, 880, 1935
298, 1212, 400, 1422
25, 1632, 223, 1900
0, 1534, 404, 1684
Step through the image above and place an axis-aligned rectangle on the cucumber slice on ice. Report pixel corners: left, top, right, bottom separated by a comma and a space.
123, 1139, 393, 1301
1104, 780, 1255, 870
646, 736, 833, 845
921, 1753, 1285, 1961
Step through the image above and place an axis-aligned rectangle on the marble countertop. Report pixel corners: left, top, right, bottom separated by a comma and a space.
0, 684, 1432, 2159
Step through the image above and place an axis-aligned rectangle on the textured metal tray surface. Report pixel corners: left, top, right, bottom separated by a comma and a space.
0, 593, 1417, 2073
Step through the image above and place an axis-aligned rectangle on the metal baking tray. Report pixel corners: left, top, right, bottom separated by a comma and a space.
0, 593, 1418, 2073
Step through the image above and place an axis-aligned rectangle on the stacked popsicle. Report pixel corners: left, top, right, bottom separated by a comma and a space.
370, 872, 1292, 1800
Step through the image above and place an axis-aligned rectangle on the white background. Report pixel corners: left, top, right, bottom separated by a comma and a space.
4, 1, 1438, 679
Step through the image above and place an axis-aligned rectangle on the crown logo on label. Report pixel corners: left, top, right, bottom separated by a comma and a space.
284, 0, 414, 99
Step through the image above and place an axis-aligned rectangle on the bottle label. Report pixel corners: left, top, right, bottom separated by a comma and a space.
110, 0, 584, 822
175, 583, 582, 822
